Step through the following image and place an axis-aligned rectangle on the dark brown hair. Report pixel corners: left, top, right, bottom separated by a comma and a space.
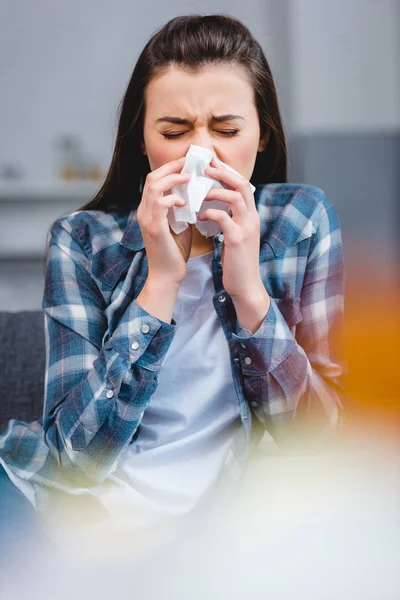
77, 14, 287, 214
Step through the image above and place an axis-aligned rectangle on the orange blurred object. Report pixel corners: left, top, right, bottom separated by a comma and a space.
342, 256, 400, 438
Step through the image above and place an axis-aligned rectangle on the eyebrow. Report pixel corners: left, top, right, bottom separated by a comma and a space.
155, 114, 245, 125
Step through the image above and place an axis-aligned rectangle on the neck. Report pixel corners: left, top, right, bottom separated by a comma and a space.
189, 224, 214, 258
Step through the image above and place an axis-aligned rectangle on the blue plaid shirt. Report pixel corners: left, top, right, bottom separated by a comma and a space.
0, 183, 346, 492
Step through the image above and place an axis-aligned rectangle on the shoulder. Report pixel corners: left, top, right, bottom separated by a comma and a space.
255, 183, 341, 257
47, 208, 130, 258
45, 208, 136, 288
255, 182, 338, 218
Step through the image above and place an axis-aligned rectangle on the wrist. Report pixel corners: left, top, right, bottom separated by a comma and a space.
230, 281, 269, 305
231, 286, 271, 335
144, 277, 181, 295
136, 278, 181, 325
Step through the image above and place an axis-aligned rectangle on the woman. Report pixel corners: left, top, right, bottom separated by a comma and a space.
0, 14, 346, 546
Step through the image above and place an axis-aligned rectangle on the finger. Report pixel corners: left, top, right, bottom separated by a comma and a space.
204, 164, 254, 210
142, 194, 187, 233
149, 157, 187, 182
145, 172, 191, 205
155, 193, 186, 213
197, 209, 236, 239
203, 188, 247, 221
157, 172, 191, 193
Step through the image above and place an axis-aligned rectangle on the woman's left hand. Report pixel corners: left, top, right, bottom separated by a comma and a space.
199, 158, 265, 300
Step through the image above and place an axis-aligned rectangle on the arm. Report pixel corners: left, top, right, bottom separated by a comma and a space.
231, 193, 347, 448
42, 218, 178, 484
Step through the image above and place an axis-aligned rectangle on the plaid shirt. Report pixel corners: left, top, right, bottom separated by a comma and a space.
0, 183, 347, 492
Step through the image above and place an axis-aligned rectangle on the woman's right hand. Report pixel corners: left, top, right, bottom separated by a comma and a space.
137, 157, 193, 286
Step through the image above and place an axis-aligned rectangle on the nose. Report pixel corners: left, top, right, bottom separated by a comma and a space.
191, 132, 219, 158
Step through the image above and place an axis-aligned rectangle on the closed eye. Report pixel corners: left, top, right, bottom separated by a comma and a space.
162, 130, 240, 139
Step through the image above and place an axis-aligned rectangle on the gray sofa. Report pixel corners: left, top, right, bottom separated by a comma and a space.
0, 311, 46, 433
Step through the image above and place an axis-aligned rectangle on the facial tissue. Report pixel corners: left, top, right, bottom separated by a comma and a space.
168, 144, 256, 238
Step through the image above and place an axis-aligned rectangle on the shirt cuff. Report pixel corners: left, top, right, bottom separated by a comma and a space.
231, 296, 297, 374
104, 298, 177, 370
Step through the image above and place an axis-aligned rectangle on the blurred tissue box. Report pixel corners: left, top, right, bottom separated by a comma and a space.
168, 144, 256, 238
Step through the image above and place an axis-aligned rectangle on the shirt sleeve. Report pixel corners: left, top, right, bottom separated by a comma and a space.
231, 193, 347, 448
41, 218, 177, 484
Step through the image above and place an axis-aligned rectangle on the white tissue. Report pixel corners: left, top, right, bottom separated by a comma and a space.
168, 144, 256, 238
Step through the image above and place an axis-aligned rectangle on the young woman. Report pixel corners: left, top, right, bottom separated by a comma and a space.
0, 14, 346, 545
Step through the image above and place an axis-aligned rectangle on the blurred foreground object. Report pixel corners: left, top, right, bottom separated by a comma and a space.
1, 430, 399, 599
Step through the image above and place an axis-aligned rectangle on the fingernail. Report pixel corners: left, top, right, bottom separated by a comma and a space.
179, 157, 186, 162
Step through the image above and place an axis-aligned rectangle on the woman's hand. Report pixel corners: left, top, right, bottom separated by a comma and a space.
199, 158, 265, 301
137, 158, 193, 287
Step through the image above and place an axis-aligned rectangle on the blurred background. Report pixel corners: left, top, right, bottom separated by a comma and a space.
0, 0, 399, 433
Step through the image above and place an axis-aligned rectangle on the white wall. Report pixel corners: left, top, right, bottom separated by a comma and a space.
287, 0, 400, 133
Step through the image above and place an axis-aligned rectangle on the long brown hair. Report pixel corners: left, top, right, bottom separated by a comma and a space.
77, 14, 287, 215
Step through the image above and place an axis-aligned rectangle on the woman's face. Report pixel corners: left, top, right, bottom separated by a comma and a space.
141, 64, 268, 180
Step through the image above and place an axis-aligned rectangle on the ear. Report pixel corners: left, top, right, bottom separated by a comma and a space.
141, 141, 147, 156
258, 130, 270, 152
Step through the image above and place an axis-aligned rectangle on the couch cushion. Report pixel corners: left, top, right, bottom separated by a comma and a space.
0, 311, 45, 432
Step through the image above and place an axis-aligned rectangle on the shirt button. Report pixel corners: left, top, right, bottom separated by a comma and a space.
218, 261, 222, 268
131, 341, 140, 350
105, 389, 114, 399
244, 356, 252, 365
234, 357, 239, 363
141, 324, 150, 334
218, 233, 224, 243
218, 294, 226, 303
251, 401, 258, 407
240, 343, 247, 349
